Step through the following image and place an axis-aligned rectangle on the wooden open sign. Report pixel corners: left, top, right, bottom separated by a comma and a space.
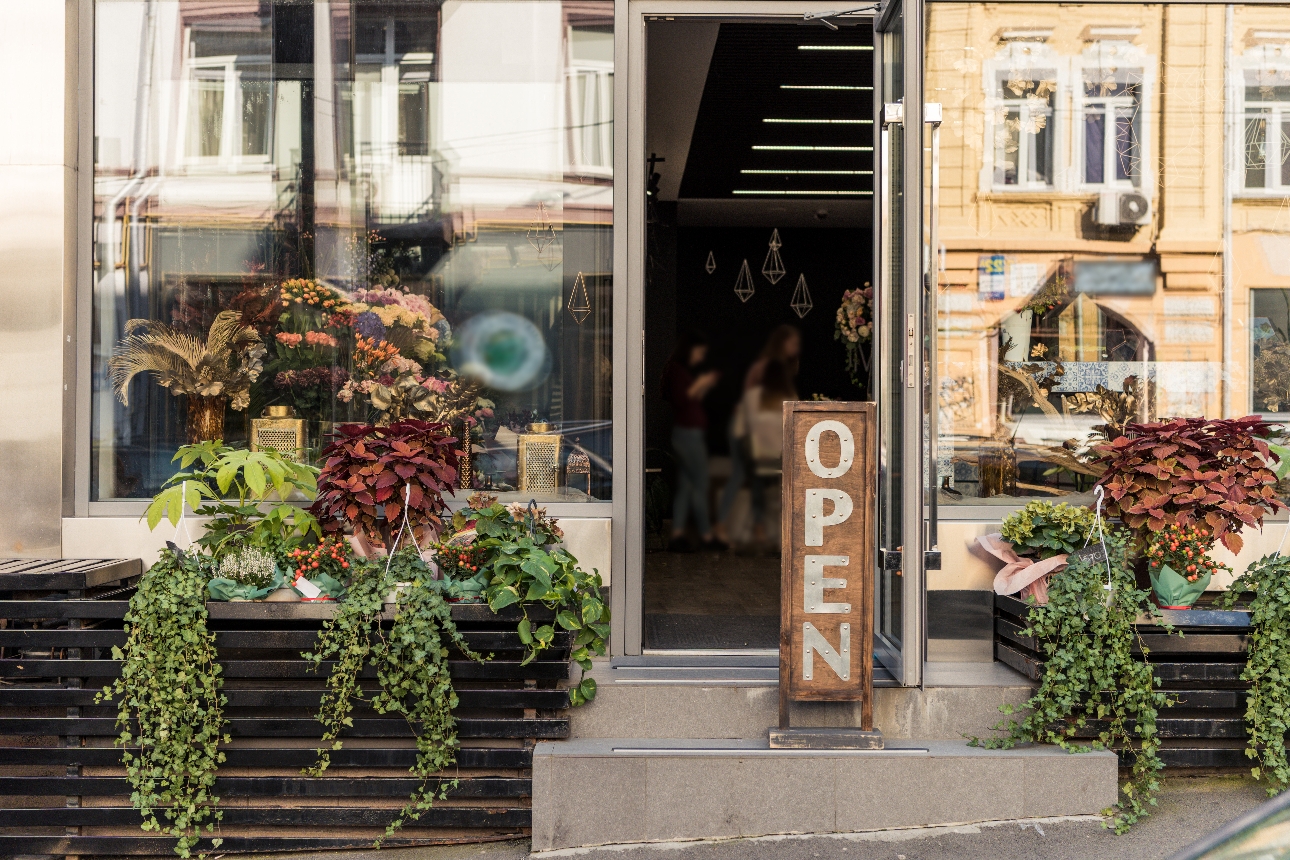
774, 402, 879, 748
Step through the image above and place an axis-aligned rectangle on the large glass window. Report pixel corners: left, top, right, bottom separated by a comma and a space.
929, 4, 1290, 506
92, 0, 614, 503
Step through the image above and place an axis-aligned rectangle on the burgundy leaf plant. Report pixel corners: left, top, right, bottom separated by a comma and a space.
312, 419, 460, 545
1094, 416, 1286, 554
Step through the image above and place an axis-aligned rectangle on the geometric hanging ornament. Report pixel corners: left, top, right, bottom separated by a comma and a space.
790, 273, 813, 318
569, 272, 592, 324
734, 259, 756, 303
527, 201, 558, 255
706, 251, 717, 274
762, 228, 786, 284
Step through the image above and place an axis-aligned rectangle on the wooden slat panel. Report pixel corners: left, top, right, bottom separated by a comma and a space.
0, 659, 571, 680
0, 775, 530, 797
0, 628, 571, 651
994, 641, 1042, 681
0, 686, 570, 710
0, 746, 531, 769
0, 806, 532, 828
0, 716, 568, 740
0, 836, 526, 856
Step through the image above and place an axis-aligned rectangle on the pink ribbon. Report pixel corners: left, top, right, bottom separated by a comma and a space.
977, 534, 1068, 605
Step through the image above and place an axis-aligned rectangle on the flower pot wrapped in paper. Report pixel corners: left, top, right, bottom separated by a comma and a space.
981, 501, 1098, 605
1144, 523, 1229, 610
1149, 563, 1211, 610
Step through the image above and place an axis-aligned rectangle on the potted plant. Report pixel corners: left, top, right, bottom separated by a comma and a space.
109, 310, 267, 443
981, 500, 1096, 604
1095, 415, 1286, 555
1145, 523, 1231, 609
311, 419, 460, 548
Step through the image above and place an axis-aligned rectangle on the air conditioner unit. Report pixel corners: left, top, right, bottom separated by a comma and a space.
1096, 190, 1151, 227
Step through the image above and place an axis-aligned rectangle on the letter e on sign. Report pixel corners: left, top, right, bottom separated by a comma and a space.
780, 402, 875, 724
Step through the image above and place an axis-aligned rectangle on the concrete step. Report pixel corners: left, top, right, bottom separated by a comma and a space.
532, 738, 1117, 851
572, 660, 1037, 740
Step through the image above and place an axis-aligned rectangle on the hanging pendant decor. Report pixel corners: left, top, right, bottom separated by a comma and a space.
762, 228, 786, 284
734, 259, 756, 302
705, 251, 717, 274
568, 272, 592, 324
790, 273, 814, 318
527, 202, 557, 254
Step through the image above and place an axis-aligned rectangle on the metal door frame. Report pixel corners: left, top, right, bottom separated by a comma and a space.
616, 0, 925, 674
872, 0, 925, 685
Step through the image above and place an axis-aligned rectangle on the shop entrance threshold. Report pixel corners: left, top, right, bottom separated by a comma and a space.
609, 653, 898, 686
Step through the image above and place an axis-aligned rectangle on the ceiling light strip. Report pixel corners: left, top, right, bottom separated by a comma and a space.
780, 85, 873, 91
752, 145, 873, 151
763, 118, 873, 124
740, 169, 873, 175
732, 190, 874, 196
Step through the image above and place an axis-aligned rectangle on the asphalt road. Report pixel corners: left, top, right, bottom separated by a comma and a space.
225, 775, 1272, 860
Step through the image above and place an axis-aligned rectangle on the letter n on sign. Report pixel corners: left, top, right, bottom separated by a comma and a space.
779, 402, 876, 727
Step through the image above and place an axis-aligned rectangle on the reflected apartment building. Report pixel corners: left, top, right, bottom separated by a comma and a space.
928, 4, 1290, 504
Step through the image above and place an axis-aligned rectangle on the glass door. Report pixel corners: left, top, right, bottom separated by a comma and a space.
873, 0, 923, 685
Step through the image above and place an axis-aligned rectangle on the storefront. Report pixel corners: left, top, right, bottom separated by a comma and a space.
5, 0, 1290, 688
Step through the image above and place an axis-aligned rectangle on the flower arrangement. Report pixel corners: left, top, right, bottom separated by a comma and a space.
834, 283, 873, 388
109, 310, 267, 443
1000, 501, 1097, 559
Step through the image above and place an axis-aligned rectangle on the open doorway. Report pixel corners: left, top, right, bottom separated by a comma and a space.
642, 18, 875, 651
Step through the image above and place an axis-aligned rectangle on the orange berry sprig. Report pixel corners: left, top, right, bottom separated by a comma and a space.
287, 535, 353, 582
1145, 522, 1230, 583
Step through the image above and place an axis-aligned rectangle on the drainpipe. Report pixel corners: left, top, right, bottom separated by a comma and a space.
1222, 4, 1234, 418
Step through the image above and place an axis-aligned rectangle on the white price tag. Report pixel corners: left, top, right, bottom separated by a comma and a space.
294, 576, 323, 599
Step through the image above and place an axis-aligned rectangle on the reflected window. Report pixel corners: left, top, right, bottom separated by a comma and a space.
92, 0, 614, 503
992, 69, 1056, 188
1243, 65, 1290, 191
1082, 63, 1143, 187
1253, 289, 1290, 414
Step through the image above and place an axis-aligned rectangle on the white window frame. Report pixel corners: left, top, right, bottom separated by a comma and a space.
1079, 68, 1144, 189
981, 41, 1062, 192
565, 26, 614, 177
1235, 44, 1290, 196
178, 34, 273, 170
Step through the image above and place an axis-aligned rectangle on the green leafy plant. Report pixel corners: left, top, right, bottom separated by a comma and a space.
97, 546, 229, 857
999, 501, 1097, 558
146, 441, 320, 558
1220, 553, 1290, 794
971, 530, 1171, 832
311, 420, 459, 546
1095, 416, 1286, 553
304, 549, 483, 843
445, 496, 608, 705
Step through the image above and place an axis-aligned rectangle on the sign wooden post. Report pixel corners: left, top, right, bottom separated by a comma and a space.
770, 401, 881, 750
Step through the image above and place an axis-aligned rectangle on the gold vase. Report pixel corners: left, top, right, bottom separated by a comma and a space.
186, 395, 228, 444
978, 444, 1017, 498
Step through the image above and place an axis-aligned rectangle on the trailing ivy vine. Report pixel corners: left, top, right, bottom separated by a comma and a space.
972, 531, 1171, 832
98, 545, 228, 857
1220, 553, 1290, 794
304, 549, 482, 842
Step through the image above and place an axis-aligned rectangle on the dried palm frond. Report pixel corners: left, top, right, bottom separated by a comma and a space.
109, 310, 266, 409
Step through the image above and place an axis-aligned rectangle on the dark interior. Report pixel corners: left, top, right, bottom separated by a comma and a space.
643, 19, 875, 650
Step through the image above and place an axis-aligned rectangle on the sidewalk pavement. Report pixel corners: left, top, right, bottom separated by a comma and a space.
224, 775, 1270, 860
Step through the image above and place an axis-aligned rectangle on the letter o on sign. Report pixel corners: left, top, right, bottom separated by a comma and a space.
804, 420, 855, 479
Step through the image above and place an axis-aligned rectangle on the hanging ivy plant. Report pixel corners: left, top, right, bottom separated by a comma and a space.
1220, 553, 1290, 794
304, 549, 483, 842
972, 530, 1171, 832
97, 545, 229, 858
445, 496, 609, 705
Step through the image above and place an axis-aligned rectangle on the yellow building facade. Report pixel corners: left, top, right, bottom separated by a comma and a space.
927, 3, 1290, 502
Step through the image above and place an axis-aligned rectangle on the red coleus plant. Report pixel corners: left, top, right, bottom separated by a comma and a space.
312, 420, 460, 544
1094, 416, 1286, 554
